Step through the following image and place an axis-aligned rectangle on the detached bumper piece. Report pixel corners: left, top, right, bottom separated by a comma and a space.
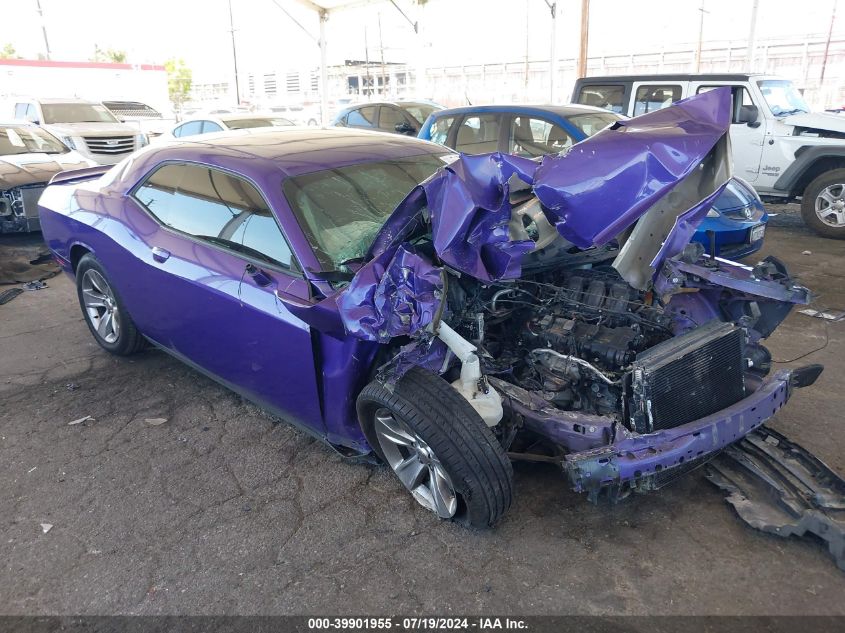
706, 426, 845, 571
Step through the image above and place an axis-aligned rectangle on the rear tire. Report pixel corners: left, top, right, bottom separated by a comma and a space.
800, 169, 845, 239
76, 253, 146, 356
357, 367, 514, 528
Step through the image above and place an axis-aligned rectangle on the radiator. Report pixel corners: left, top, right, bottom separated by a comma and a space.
627, 320, 746, 434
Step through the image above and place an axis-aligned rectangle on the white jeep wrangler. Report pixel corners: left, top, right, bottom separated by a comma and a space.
573, 74, 845, 239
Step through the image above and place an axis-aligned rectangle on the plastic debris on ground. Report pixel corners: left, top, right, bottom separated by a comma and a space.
68, 415, 94, 426
799, 308, 845, 322
706, 426, 845, 571
40, 523, 53, 534
144, 417, 168, 426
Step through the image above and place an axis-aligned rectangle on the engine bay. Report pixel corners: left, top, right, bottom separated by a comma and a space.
446, 266, 678, 424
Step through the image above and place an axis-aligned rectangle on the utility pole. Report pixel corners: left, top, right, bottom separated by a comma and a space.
378, 12, 387, 98
525, 0, 530, 91
577, 0, 590, 78
35, 0, 51, 60
544, 1, 557, 102
228, 0, 240, 105
746, 0, 759, 70
694, 0, 708, 72
821, 0, 838, 83
365, 26, 372, 97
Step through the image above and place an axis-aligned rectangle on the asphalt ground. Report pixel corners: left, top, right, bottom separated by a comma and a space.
1, 204, 844, 615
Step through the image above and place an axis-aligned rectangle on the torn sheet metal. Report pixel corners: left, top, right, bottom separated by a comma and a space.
423, 152, 538, 281
534, 87, 732, 248
706, 426, 845, 571
337, 244, 443, 343
368, 88, 732, 286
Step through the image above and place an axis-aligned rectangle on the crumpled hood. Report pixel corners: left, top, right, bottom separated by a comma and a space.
45, 122, 137, 137
330, 88, 733, 342
0, 152, 92, 189
783, 111, 845, 134
370, 87, 732, 287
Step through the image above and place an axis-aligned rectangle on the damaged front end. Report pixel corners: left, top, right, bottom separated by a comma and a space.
326, 88, 823, 503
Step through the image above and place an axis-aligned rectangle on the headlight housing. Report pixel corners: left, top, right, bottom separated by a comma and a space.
61, 136, 77, 150
136, 133, 149, 148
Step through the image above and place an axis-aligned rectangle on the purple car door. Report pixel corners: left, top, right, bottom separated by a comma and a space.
125, 161, 324, 431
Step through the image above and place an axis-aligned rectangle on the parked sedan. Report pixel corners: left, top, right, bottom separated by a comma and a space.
420, 104, 768, 259
332, 101, 443, 136
1, 122, 94, 233
39, 95, 818, 527
161, 114, 294, 141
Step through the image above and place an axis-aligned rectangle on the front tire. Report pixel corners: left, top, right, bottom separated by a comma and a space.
76, 253, 145, 356
357, 367, 514, 528
801, 169, 845, 239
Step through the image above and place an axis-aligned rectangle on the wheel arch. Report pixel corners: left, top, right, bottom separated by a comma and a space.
774, 147, 845, 197
69, 243, 93, 273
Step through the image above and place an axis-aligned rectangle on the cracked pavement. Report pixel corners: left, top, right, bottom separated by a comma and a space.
1, 208, 845, 615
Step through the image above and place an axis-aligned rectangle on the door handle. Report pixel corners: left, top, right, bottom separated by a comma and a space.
151, 246, 170, 263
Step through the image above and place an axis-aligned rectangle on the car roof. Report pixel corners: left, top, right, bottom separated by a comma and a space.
145, 127, 448, 178
576, 73, 758, 83
214, 113, 290, 122
429, 103, 617, 118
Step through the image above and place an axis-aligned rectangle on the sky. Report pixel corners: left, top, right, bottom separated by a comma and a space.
1, 0, 843, 82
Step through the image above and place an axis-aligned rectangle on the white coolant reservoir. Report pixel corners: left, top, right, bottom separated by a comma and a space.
433, 322, 503, 427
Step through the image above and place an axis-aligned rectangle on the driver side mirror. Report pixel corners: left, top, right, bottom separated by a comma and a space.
395, 121, 416, 135
738, 104, 760, 128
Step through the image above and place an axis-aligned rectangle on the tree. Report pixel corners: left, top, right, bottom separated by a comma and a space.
0, 43, 19, 59
165, 58, 193, 114
91, 45, 127, 63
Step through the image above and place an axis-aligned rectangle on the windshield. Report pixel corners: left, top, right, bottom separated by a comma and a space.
403, 104, 439, 125
0, 125, 67, 156
283, 154, 450, 268
757, 80, 811, 116
42, 103, 118, 124
226, 117, 294, 129
566, 112, 621, 137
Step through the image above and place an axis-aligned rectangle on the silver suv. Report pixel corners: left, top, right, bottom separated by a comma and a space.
13, 98, 148, 165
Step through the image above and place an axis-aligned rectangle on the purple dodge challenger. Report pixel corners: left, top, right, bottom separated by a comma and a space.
39, 89, 822, 527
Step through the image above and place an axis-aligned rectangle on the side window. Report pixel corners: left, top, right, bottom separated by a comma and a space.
347, 106, 376, 127
202, 121, 223, 134
378, 106, 407, 131
133, 163, 294, 268
510, 116, 573, 158
14, 103, 28, 119
634, 85, 682, 115
174, 121, 203, 137
455, 114, 501, 154
576, 85, 625, 113
429, 116, 455, 146
697, 85, 756, 124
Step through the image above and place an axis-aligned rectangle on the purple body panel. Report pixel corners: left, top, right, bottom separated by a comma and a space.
338, 244, 444, 343
533, 87, 732, 248
370, 88, 733, 283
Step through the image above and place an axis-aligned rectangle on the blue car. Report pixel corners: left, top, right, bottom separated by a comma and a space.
419, 104, 767, 259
